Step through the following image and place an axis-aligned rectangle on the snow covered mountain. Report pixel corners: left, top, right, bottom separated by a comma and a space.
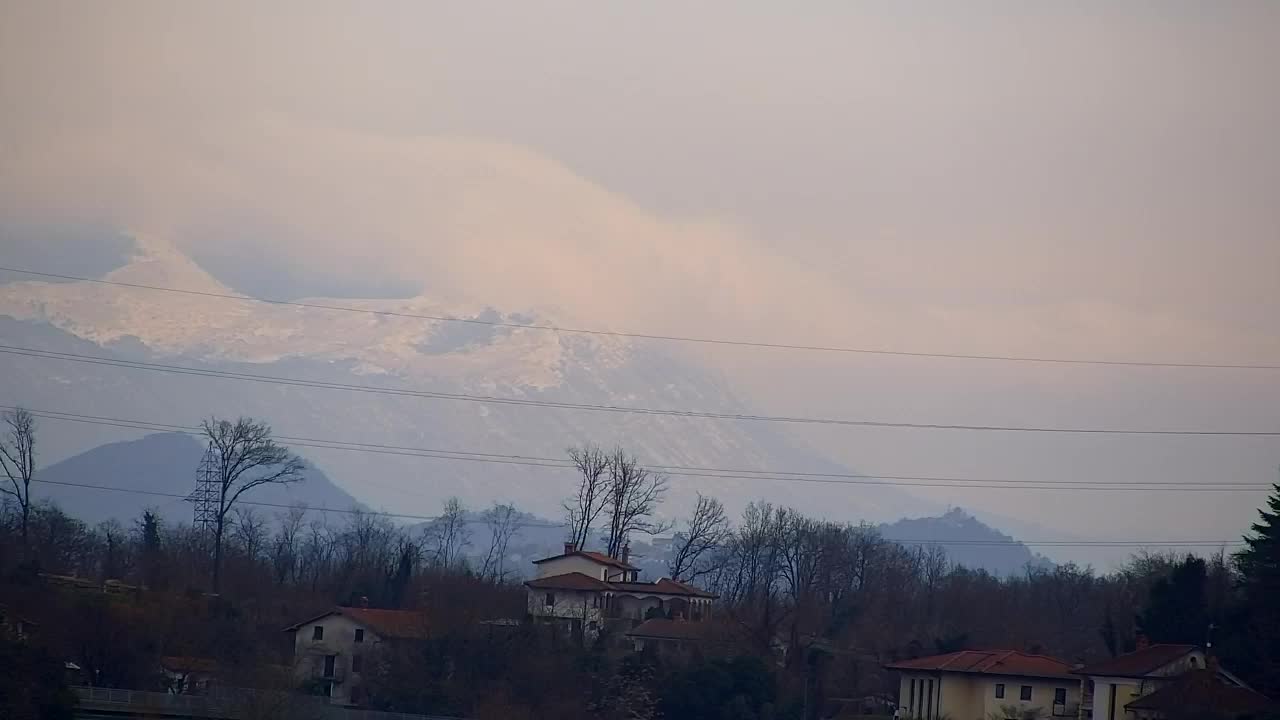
0, 236, 939, 524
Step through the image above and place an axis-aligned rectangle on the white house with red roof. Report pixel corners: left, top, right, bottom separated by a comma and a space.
884, 649, 1082, 720
283, 603, 429, 706
525, 543, 717, 641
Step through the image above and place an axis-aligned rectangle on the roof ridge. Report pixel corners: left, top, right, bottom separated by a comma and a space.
935, 651, 974, 670
978, 650, 1017, 672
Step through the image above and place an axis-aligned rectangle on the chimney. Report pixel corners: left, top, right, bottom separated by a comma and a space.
564, 542, 575, 555
622, 543, 631, 565
359, 595, 370, 608
1136, 634, 1150, 651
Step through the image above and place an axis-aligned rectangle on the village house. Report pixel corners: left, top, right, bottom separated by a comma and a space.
884, 649, 1082, 720
1075, 642, 1258, 720
160, 656, 220, 695
283, 602, 428, 706
625, 617, 733, 657
524, 543, 717, 641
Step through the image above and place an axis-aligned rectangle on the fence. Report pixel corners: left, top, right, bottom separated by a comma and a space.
72, 686, 462, 720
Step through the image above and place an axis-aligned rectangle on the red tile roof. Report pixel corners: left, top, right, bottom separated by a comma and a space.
524, 573, 719, 598
884, 650, 1076, 679
341, 607, 430, 640
1075, 644, 1198, 678
283, 607, 430, 640
532, 550, 639, 571
1126, 669, 1273, 715
525, 572, 612, 591
608, 580, 717, 598
653, 578, 718, 599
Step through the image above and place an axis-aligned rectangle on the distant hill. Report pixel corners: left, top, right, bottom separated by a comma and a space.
879, 508, 1053, 576
34, 432, 363, 527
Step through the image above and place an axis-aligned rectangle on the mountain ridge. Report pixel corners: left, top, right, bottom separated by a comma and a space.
879, 507, 1054, 576
2, 238, 943, 527
31, 432, 364, 528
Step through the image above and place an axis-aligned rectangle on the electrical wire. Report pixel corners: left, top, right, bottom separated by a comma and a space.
3, 266, 1276, 370
29, 478, 1246, 547
11, 406, 1273, 492
4, 346, 1278, 437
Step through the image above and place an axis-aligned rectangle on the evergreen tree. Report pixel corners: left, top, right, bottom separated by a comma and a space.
1234, 481, 1280, 697
1136, 555, 1209, 645
1236, 481, 1280, 597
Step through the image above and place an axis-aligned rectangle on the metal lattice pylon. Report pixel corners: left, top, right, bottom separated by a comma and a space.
189, 443, 220, 537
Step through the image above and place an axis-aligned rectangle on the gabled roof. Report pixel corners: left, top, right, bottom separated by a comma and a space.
282, 607, 430, 640
524, 572, 719, 598
532, 550, 639, 571
653, 578, 718, 599
1075, 644, 1198, 678
884, 650, 1076, 680
1126, 669, 1273, 715
525, 572, 612, 591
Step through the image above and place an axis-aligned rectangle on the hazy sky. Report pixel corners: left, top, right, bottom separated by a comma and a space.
2, 1, 1278, 553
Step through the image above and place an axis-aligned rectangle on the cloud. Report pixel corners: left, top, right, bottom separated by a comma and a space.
3, 1, 1279, 547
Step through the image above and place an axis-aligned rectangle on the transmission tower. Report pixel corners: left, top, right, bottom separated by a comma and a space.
189, 443, 220, 538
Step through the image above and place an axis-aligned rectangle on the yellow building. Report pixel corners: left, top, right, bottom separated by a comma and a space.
885, 650, 1081, 720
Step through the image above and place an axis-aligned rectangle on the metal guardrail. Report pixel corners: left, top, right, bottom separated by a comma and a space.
72, 687, 463, 720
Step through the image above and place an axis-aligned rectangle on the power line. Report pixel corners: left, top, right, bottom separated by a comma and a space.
29, 478, 1245, 548
30, 478, 559, 528
5, 345, 1279, 437
12, 406, 1274, 492
3, 265, 1276, 371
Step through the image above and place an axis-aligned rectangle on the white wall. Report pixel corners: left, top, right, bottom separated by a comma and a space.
1085, 649, 1208, 720
527, 588, 604, 624
291, 614, 381, 706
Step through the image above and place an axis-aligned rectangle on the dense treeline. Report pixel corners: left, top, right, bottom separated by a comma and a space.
2, 411, 1278, 719
3, 488, 1278, 720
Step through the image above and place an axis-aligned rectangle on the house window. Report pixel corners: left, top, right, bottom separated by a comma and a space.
354, 628, 364, 643
323, 655, 336, 678
312, 626, 324, 641
926, 679, 934, 719
995, 683, 1005, 699
1020, 686, 1033, 702
909, 679, 916, 714
545, 592, 556, 607
592, 595, 599, 608
351, 655, 363, 673
1054, 688, 1066, 705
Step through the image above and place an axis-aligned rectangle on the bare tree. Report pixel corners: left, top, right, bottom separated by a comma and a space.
96, 519, 130, 580
201, 416, 304, 593
270, 504, 307, 584
301, 516, 336, 591
0, 407, 36, 556
232, 506, 268, 562
480, 502, 519, 583
563, 445, 609, 551
668, 493, 729, 583
603, 448, 671, 558
424, 496, 471, 569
